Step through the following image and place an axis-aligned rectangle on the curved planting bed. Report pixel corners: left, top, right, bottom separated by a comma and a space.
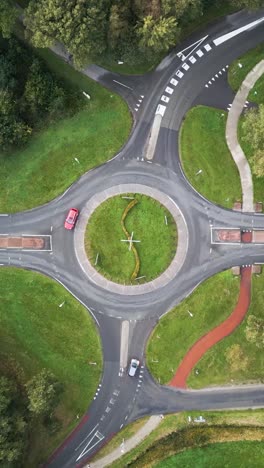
85, 193, 177, 284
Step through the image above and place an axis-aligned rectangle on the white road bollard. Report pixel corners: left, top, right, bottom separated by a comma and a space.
82, 91, 91, 99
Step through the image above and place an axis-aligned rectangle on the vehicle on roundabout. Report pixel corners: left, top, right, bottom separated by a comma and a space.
128, 358, 140, 377
64, 208, 79, 230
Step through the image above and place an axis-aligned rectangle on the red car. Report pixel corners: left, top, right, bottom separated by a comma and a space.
64, 208, 79, 230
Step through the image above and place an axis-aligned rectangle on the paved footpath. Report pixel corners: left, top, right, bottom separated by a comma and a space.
89, 415, 162, 468
170, 266, 252, 388
226, 59, 264, 213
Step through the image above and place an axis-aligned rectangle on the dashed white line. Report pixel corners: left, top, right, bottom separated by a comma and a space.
189, 55, 196, 64
170, 78, 178, 86
204, 43, 212, 51
161, 95, 170, 103
196, 49, 204, 57
182, 63, 190, 70
176, 70, 184, 78
165, 86, 174, 94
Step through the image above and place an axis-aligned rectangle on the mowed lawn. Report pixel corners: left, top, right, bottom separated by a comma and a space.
157, 441, 264, 468
85, 194, 177, 284
188, 272, 264, 389
146, 271, 240, 384
0, 48, 131, 213
0, 268, 102, 467
228, 43, 264, 103
180, 106, 241, 208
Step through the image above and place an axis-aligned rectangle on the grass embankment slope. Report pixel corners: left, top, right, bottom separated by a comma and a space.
105, 409, 264, 468
0, 47, 131, 213
147, 271, 240, 385
85, 194, 177, 284
180, 106, 241, 208
0, 268, 102, 467
157, 440, 264, 468
187, 272, 264, 389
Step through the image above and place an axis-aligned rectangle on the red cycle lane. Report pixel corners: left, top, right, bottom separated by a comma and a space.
170, 266, 252, 389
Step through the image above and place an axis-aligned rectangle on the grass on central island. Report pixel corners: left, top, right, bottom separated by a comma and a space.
85, 194, 177, 284
180, 106, 241, 208
146, 271, 240, 384
0, 267, 102, 467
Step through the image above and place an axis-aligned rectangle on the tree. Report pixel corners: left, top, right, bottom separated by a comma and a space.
26, 369, 62, 417
0, 0, 18, 39
225, 344, 248, 372
0, 89, 31, 149
0, 376, 27, 465
108, 4, 130, 49
136, 15, 180, 54
242, 104, 264, 177
245, 315, 264, 348
24, 0, 110, 66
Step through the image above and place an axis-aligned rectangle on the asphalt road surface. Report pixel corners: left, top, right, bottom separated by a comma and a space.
1, 8, 264, 467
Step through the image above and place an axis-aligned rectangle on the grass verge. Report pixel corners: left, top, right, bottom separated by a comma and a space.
187, 272, 264, 389
180, 106, 241, 208
85, 194, 177, 284
106, 409, 264, 468
146, 271, 240, 385
228, 43, 264, 103
0, 46, 131, 213
0, 267, 102, 467
157, 440, 264, 467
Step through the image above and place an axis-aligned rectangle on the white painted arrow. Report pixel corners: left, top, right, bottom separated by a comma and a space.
176, 35, 208, 61
214, 16, 264, 46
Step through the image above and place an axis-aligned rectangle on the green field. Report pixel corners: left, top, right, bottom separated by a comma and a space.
85, 194, 177, 284
228, 43, 264, 103
157, 440, 264, 468
147, 271, 240, 384
188, 272, 264, 389
108, 409, 264, 468
0, 47, 131, 213
0, 268, 102, 466
180, 106, 241, 208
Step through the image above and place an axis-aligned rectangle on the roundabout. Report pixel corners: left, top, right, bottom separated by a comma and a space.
74, 184, 188, 295
0, 8, 264, 468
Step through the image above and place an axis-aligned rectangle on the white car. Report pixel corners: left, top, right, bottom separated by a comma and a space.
128, 358, 140, 377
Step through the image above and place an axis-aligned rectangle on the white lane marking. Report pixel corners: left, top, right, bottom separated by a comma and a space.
165, 86, 174, 94
170, 78, 178, 86
0, 214, 8, 216
134, 108, 138, 111
74, 424, 99, 451
120, 320, 129, 369
219, 71, 222, 75
175, 70, 184, 78
196, 49, 204, 57
113, 79, 133, 90
209, 81, 212, 84
182, 63, 190, 70
214, 16, 264, 46
176, 35, 208, 60
204, 43, 212, 51
189, 55, 196, 64
76, 431, 104, 461
205, 84, 208, 88
161, 95, 170, 103
212, 77, 215, 81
